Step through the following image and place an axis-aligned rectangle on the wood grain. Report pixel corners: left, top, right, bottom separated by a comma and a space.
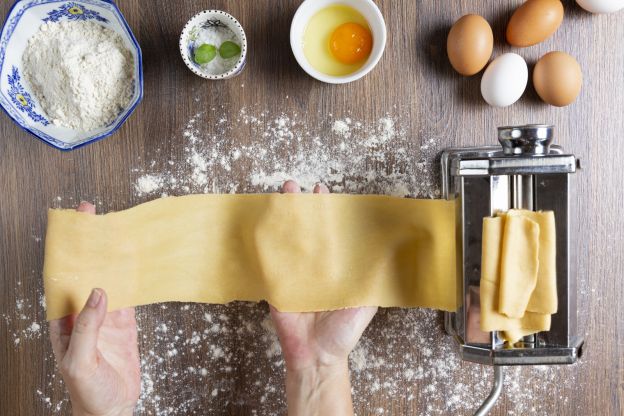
1, 1, 623, 415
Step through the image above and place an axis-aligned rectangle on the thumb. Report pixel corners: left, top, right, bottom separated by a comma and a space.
65, 288, 107, 371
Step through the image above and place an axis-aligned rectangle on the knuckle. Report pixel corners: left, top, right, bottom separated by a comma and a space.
73, 313, 93, 335
60, 356, 97, 381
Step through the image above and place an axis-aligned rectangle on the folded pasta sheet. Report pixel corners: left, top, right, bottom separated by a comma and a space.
479, 210, 557, 344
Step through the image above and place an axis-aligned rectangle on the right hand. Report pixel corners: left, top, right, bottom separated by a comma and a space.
271, 181, 378, 416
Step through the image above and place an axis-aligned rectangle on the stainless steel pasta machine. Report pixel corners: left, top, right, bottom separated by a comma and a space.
441, 125, 584, 415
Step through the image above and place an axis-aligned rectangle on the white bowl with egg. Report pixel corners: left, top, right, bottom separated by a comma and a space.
290, 0, 386, 84
0, 0, 143, 151
179, 10, 247, 80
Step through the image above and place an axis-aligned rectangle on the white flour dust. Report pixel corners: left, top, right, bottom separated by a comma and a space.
347, 309, 580, 415
133, 303, 287, 415
10, 106, 582, 415
125, 106, 581, 414
2, 279, 46, 347
1, 275, 71, 413
132, 106, 442, 199
5, 293, 582, 416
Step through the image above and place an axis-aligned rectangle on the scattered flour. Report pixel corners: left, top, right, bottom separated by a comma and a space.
22, 21, 134, 131
5, 106, 586, 415
135, 174, 165, 196
332, 119, 351, 138
9, 259, 583, 416
133, 106, 441, 199
121, 107, 583, 414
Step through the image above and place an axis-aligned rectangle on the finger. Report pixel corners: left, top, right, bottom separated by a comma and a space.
49, 316, 73, 362
77, 201, 96, 214
281, 180, 301, 194
64, 289, 107, 373
313, 183, 329, 194
268, 304, 285, 318
268, 304, 298, 323
268, 304, 300, 339
106, 307, 137, 327
350, 306, 378, 338
358, 306, 378, 326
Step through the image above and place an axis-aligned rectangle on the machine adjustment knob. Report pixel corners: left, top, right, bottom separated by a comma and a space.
498, 124, 554, 156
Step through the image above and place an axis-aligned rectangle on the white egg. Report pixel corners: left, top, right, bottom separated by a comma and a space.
480, 53, 528, 108
576, 0, 624, 14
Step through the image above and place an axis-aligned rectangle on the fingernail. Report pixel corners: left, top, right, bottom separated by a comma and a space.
87, 289, 102, 308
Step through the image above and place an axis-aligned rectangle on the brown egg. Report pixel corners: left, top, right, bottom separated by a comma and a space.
447, 14, 493, 76
506, 0, 564, 47
533, 52, 582, 107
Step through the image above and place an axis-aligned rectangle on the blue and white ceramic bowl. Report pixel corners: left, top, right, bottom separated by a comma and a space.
0, 0, 143, 151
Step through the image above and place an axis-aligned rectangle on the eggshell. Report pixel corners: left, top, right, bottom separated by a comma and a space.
507, 0, 564, 47
447, 14, 494, 76
480, 53, 528, 107
533, 52, 582, 107
576, 0, 624, 14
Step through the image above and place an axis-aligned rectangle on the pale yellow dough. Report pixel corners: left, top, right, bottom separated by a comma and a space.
507, 210, 557, 315
498, 215, 540, 319
43, 194, 458, 320
479, 210, 557, 344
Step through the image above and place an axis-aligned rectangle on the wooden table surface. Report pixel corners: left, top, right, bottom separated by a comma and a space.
1, 1, 623, 415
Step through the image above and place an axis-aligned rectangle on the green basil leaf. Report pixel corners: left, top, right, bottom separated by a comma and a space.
194, 44, 217, 65
219, 41, 241, 59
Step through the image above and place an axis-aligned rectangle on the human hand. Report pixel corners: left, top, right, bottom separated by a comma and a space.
271, 181, 378, 416
49, 202, 140, 416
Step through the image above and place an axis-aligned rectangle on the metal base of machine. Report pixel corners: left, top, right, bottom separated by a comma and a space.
445, 316, 584, 365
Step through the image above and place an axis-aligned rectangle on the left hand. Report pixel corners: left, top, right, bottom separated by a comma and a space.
49, 202, 141, 416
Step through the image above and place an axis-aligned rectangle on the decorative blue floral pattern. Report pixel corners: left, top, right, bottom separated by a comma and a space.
42, 2, 108, 23
7, 66, 49, 126
188, 43, 200, 69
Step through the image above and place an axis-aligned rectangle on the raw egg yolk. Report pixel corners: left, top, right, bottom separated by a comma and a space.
329, 22, 373, 65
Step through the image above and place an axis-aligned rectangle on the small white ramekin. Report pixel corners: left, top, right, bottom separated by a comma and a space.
290, 0, 387, 84
179, 10, 248, 80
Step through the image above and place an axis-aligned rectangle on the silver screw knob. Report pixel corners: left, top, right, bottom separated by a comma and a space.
498, 125, 554, 156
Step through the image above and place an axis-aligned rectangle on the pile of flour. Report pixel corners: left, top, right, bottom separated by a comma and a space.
22, 21, 134, 131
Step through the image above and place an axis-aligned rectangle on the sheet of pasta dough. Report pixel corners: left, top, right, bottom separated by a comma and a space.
43, 194, 458, 320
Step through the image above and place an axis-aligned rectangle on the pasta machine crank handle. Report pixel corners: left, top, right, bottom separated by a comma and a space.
472, 365, 504, 416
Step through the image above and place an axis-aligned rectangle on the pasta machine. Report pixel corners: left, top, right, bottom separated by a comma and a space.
441, 125, 584, 415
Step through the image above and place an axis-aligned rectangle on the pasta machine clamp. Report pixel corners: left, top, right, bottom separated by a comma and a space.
441, 125, 584, 415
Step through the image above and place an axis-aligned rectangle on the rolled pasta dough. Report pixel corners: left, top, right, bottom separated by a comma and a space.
43, 194, 459, 320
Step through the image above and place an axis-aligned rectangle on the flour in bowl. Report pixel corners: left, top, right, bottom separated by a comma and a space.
22, 21, 134, 131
